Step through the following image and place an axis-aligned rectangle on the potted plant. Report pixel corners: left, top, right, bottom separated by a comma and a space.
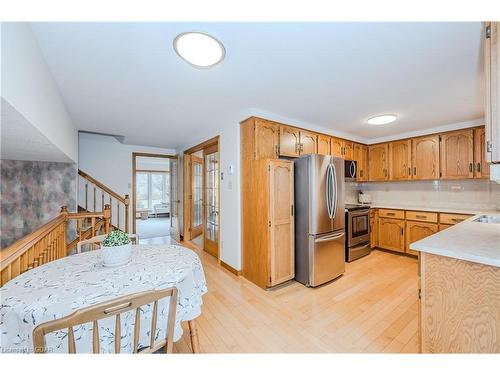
101, 230, 132, 267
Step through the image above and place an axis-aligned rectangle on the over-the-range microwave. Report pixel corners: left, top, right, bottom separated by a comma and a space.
344, 159, 357, 180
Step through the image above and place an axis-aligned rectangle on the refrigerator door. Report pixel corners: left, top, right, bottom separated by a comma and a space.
309, 154, 334, 235
331, 157, 345, 232
309, 231, 346, 287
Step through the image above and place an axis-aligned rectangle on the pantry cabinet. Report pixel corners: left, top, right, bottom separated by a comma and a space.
411, 135, 440, 180
474, 127, 490, 178
254, 119, 280, 159
389, 140, 412, 180
406, 221, 438, 256
484, 22, 500, 163
440, 129, 474, 179
317, 135, 331, 155
368, 143, 389, 181
354, 144, 369, 181
378, 218, 405, 253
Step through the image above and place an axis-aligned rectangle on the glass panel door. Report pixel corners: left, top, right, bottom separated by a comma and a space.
190, 156, 203, 238
204, 148, 219, 257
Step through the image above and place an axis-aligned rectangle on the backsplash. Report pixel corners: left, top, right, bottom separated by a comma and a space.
345, 179, 500, 211
0, 160, 77, 248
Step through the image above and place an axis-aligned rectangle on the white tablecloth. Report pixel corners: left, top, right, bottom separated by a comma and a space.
0, 244, 207, 353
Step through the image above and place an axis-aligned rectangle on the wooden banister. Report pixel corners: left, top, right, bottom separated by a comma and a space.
1, 206, 112, 287
78, 170, 126, 204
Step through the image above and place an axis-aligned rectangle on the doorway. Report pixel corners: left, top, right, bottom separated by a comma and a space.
132, 153, 180, 243
183, 137, 220, 258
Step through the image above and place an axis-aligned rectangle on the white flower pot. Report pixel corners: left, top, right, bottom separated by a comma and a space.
102, 243, 132, 267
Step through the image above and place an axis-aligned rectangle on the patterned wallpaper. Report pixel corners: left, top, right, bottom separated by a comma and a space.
0, 160, 77, 248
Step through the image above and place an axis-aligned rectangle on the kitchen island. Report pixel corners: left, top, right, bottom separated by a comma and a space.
411, 215, 500, 353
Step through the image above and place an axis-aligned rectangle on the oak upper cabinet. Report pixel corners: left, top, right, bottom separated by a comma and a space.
343, 141, 354, 160
254, 119, 280, 159
279, 125, 301, 157
473, 127, 490, 178
406, 221, 437, 256
368, 143, 389, 181
300, 131, 318, 155
317, 135, 331, 155
330, 137, 344, 158
378, 218, 405, 253
268, 159, 295, 286
354, 143, 368, 181
484, 22, 500, 163
411, 135, 440, 180
389, 140, 412, 180
440, 129, 474, 179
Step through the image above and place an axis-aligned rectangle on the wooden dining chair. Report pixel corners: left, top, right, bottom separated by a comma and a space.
76, 233, 138, 254
33, 287, 178, 354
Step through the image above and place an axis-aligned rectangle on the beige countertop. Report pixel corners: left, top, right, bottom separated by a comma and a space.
410, 215, 500, 267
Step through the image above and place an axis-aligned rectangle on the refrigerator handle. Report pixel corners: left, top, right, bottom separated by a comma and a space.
331, 162, 338, 219
315, 232, 345, 243
325, 164, 332, 218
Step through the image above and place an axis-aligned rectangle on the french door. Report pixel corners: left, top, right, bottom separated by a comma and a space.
203, 145, 219, 257
169, 156, 180, 242
190, 156, 203, 238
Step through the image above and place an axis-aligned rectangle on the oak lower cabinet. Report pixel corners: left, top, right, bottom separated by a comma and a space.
354, 144, 368, 181
406, 221, 437, 256
368, 143, 389, 181
412, 135, 440, 180
389, 140, 412, 180
370, 209, 378, 248
378, 218, 405, 253
240, 156, 294, 288
440, 129, 474, 179
474, 127, 490, 178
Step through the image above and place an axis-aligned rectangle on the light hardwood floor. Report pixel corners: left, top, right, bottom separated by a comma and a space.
140, 237, 419, 353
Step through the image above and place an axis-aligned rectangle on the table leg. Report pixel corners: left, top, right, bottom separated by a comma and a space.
188, 319, 200, 354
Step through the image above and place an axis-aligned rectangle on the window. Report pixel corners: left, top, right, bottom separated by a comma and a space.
136, 172, 170, 211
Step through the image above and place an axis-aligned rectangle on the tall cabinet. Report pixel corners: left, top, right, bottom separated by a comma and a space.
484, 22, 500, 163
241, 117, 295, 289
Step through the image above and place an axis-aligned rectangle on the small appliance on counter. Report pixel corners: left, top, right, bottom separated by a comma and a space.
358, 191, 372, 204
345, 204, 371, 262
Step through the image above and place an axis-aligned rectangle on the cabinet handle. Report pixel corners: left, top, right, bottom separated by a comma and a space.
400, 227, 404, 236
360, 170, 364, 178
451, 218, 463, 223
386, 212, 395, 216
301, 143, 304, 153
295, 143, 299, 154
274, 144, 279, 157
408, 167, 411, 176
416, 215, 426, 219
477, 163, 481, 173
413, 167, 417, 176
291, 204, 294, 217
469, 163, 473, 173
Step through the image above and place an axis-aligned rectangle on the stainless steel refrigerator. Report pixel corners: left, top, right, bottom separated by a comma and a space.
294, 154, 345, 287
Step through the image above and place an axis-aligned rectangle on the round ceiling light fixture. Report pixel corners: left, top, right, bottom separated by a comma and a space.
173, 32, 225, 68
367, 114, 398, 125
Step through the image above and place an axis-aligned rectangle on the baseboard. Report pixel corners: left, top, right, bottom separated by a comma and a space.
220, 260, 241, 276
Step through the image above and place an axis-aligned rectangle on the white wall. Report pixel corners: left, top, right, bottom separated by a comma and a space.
78, 132, 176, 229
1, 23, 78, 162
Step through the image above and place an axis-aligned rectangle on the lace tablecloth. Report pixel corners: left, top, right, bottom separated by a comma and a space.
0, 244, 207, 353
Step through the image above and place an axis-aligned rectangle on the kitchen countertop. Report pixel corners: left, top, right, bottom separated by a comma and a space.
346, 202, 500, 215
410, 215, 500, 268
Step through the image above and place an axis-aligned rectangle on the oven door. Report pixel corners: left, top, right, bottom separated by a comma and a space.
348, 209, 370, 247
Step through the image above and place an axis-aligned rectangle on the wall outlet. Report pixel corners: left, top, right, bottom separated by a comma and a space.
228, 181, 233, 190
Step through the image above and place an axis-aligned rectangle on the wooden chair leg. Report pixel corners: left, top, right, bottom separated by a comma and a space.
188, 319, 200, 354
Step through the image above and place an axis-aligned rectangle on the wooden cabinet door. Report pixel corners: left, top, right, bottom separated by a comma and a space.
343, 141, 354, 160
440, 129, 474, 179
474, 127, 490, 178
438, 224, 453, 231
330, 137, 344, 158
378, 218, 405, 253
317, 135, 331, 155
279, 126, 300, 157
354, 144, 368, 181
254, 119, 279, 159
411, 135, 440, 180
368, 143, 389, 181
300, 131, 317, 155
389, 140, 412, 180
370, 209, 378, 248
406, 221, 437, 256
268, 160, 294, 286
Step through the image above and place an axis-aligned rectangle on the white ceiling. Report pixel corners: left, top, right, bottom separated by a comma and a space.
30, 22, 484, 148
1, 98, 74, 162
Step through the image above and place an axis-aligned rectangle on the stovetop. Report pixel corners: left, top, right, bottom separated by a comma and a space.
345, 203, 371, 211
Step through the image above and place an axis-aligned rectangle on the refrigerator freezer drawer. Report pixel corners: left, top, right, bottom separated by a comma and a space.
309, 231, 346, 287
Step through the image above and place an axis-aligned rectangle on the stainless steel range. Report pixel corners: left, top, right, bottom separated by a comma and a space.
345, 204, 371, 262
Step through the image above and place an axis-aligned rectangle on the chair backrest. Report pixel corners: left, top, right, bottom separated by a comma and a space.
76, 233, 138, 254
33, 287, 178, 354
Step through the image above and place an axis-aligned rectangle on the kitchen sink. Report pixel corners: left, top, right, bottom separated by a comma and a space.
472, 215, 500, 224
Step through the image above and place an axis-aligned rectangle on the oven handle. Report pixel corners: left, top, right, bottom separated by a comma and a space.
349, 209, 370, 216
349, 242, 370, 250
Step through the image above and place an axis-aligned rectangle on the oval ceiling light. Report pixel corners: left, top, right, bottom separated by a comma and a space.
173, 32, 225, 68
367, 114, 398, 125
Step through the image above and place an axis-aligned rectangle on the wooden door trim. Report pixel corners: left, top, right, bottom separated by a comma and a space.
132, 152, 175, 235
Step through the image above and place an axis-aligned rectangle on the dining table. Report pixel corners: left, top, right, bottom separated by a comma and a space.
0, 244, 208, 353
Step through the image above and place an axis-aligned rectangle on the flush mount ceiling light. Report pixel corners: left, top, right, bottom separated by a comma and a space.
367, 114, 398, 125
173, 32, 225, 68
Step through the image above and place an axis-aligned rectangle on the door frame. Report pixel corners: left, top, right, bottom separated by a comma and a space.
182, 136, 220, 259
132, 152, 177, 235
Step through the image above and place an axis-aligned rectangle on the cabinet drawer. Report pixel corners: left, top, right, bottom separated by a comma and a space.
406, 211, 438, 223
439, 213, 473, 225
378, 209, 405, 219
